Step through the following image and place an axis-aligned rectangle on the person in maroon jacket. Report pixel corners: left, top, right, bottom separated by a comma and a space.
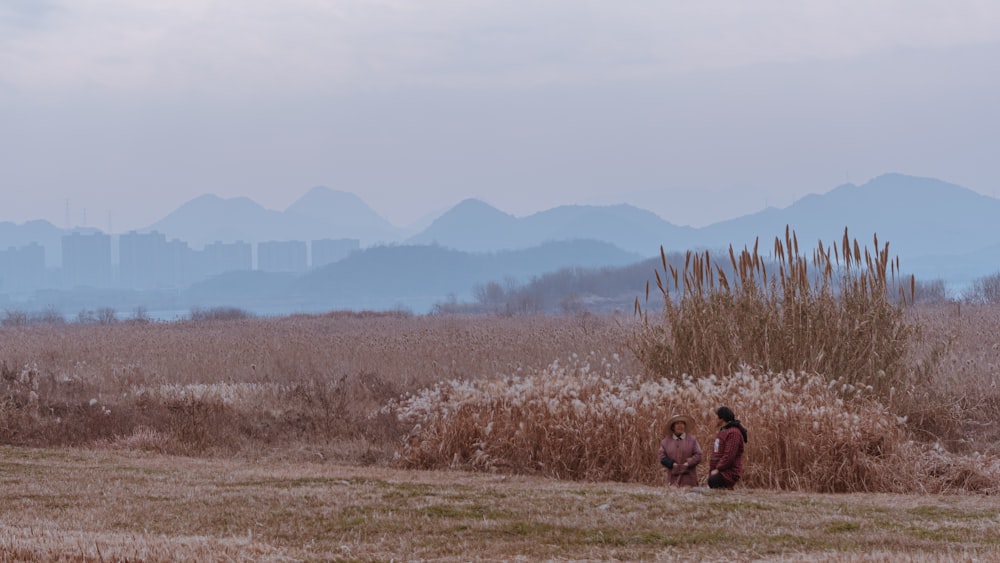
708, 406, 748, 489
658, 414, 703, 487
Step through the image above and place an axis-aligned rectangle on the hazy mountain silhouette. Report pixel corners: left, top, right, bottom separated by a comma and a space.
522, 205, 698, 256
145, 195, 285, 246
185, 270, 300, 304
906, 242, 1000, 286
183, 239, 641, 312
5, 173, 1000, 314
299, 239, 640, 306
143, 174, 998, 274
145, 188, 402, 247
698, 174, 1000, 262
284, 186, 400, 243
407, 199, 522, 250
408, 200, 695, 255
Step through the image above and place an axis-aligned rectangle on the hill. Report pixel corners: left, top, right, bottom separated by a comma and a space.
698, 173, 1000, 260
4, 173, 999, 310
284, 186, 400, 243
408, 200, 696, 255
182, 239, 642, 313
144, 188, 402, 247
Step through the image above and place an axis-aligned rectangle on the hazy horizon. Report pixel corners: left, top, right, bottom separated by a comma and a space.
2, 1, 999, 232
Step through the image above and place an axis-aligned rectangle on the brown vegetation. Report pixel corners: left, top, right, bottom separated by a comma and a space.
632, 228, 914, 395
395, 229, 1000, 492
394, 362, 1000, 494
0, 311, 632, 462
2, 243, 1000, 495
3, 446, 999, 561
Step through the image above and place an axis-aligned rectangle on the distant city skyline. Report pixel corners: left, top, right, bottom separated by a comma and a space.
2, 2, 999, 231
3, 173, 1000, 312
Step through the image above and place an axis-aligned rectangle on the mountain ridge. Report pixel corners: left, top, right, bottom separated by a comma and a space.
3, 173, 998, 288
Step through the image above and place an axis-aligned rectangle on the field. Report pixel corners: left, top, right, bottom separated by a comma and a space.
2, 306, 1000, 560
3, 446, 999, 561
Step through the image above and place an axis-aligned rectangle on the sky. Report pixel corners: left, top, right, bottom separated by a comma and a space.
2, 0, 999, 231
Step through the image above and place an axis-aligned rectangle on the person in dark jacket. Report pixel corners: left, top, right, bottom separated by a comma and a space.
708, 406, 748, 489
658, 414, 703, 487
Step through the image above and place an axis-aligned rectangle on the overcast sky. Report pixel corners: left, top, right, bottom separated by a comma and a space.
2, 1, 999, 231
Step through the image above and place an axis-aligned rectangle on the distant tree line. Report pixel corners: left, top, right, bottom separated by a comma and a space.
432, 252, 1000, 315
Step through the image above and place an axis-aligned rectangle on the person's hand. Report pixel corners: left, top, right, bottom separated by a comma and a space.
710, 469, 719, 476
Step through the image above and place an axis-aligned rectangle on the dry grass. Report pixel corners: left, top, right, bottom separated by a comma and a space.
1, 300, 1000, 559
624, 228, 1000, 470
2, 446, 999, 562
904, 302, 1000, 453
632, 228, 913, 396
2, 303, 999, 497
392, 360, 1000, 494
0, 312, 633, 460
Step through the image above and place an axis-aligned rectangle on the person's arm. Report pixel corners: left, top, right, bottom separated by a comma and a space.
686, 438, 703, 467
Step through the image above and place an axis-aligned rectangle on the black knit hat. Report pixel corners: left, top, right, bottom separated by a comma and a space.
716, 406, 736, 422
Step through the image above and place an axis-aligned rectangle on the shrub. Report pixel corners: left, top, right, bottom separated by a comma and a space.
912, 278, 949, 304
392, 358, 1000, 493
964, 272, 1000, 305
31, 307, 66, 325
97, 307, 118, 325
188, 306, 253, 322
2, 310, 29, 327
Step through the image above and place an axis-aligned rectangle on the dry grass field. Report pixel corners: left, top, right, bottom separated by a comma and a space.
2, 296, 1000, 560
2, 446, 999, 561
0, 312, 634, 461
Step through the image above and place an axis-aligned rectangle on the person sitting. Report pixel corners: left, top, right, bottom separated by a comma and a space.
708, 406, 748, 489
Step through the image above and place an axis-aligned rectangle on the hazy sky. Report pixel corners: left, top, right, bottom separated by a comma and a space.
2, 1, 999, 231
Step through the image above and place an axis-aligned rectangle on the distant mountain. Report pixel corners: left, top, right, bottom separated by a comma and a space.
140, 174, 1000, 272
284, 187, 400, 243
906, 242, 1000, 288
144, 188, 403, 247
698, 174, 1000, 263
184, 270, 300, 305
407, 199, 522, 250
144, 195, 285, 246
194, 239, 643, 312
6, 173, 1000, 312
408, 200, 695, 255
522, 205, 698, 256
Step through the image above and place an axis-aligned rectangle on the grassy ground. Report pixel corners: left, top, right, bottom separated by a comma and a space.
1, 446, 997, 561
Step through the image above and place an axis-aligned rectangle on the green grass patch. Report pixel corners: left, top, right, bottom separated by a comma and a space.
826, 521, 861, 533
907, 505, 999, 520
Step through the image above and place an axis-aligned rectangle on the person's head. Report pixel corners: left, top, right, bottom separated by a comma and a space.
667, 414, 692, 436
716, 406, 735, 426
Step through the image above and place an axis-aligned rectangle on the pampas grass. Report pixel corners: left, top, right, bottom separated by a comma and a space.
632, 227, 913, 396
393, 357, 1000, 494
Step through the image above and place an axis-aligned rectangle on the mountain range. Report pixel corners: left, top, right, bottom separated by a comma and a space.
145, 187, 401, 247
3, 173, 1000, 307
137, 173, 1000, 284
184, 239, 642, 312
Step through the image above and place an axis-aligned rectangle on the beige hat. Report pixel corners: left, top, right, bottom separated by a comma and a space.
667, 414, 693, 433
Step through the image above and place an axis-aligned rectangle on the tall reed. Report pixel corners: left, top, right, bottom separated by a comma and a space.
632, 227, 914, 396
